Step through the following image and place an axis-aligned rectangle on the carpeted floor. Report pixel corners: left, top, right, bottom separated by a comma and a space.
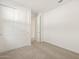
0, 41, 79, 59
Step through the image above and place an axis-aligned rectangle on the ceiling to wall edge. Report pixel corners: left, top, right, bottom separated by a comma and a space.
0, 0, 73, 16
0, 0, 36, 17
0, 0, 57, 15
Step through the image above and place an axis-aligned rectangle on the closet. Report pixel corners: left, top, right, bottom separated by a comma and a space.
0, 5, 31, 52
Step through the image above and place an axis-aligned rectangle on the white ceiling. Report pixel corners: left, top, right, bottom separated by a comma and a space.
13, 0, 58, 13
0, 0, 72, 14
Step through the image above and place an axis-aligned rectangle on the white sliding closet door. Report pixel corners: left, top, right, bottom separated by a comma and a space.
0, 5, 31, 52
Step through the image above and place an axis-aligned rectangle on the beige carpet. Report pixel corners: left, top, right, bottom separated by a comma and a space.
0, 41, 79, 59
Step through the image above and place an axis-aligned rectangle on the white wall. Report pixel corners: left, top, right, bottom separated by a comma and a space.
36, 14, 42, 42
31, 15, 37, 41
42, 0, 79, 53
0, 5, 31, 52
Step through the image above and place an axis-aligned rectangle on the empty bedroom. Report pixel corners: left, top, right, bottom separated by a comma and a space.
0, 0, 79, 59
